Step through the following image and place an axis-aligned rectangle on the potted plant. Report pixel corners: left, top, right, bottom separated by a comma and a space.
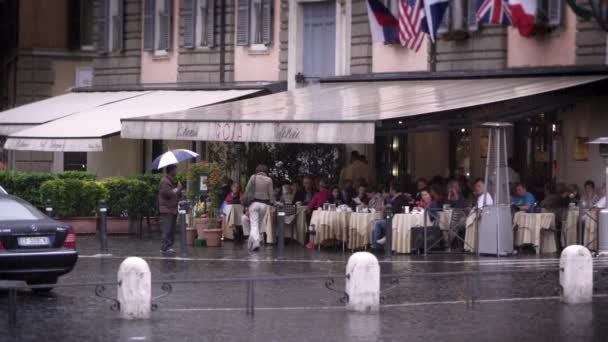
188, 161, 225, 247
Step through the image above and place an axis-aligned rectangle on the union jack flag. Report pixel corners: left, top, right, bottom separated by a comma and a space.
399, 0, 425, 51
476, 0, 512, 24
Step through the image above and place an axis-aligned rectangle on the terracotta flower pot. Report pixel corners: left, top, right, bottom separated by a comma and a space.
186, 227, 197, 245
204, 228, 223, 247
194, 217, 209, 239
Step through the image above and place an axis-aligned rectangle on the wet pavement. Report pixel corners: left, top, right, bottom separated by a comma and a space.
3, 235, 608, 341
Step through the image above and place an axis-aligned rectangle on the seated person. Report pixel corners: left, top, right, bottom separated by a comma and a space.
512, 183, 536, 213
446, 180, 465, 209
474, 178, 493, 209
294, 176, 315, 204
352, 184, 370, 210
341, 179, 357, 208
367, 185, 386, 212
307, 179, 330, 211
327, 185, 344, 205
371, 183, 409, 250
224, 183, 242, 204
581, 180, 600, 209
280, 183, 295, 204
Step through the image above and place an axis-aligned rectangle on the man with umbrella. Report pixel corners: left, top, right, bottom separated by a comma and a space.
159, 164, 183, 254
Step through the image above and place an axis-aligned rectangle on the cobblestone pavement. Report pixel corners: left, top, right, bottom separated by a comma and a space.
2, 235, 608, 341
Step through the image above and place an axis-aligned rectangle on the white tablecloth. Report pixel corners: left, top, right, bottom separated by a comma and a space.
391, 213, 426, 254
222, 204, 244, 240
464, 211, 479, 253
309, 210, 351, 245
513, 212, 557, 254
564, 208, 598, 250
348, 212, 383, 250
284, 205, 308, 245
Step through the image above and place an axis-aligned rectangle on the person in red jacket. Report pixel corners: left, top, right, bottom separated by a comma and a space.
307, 179, 330, 211
224, 183, 243, 204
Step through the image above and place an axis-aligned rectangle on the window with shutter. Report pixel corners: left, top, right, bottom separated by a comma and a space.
112, 0, 124, 51
236, 0, 250, 46
182, 0, 196, 48
96, 0, 110, 53
251, 0, 263, 44
69, 0, 82, 48
547, 0, 562, 27
143, 0, 156, 50
205, 0, 215, 47
261, 0, 272, 45
437, 5, 450, 35
466, 0, 478, 32
157, 0, 173, 50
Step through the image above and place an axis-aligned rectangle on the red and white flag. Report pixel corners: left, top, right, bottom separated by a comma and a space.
398, 0, 425, 52
508, 0, 536, 37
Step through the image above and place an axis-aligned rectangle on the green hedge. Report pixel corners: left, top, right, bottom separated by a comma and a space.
57, 171, 97, 181
40, 179, 108, 217
1, 170, 162, 218
100, 177, 152, 217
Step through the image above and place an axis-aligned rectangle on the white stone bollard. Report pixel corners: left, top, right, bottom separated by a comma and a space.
560, 245, 593, 304
345, 252, 380, 312
117, 257, 152, 319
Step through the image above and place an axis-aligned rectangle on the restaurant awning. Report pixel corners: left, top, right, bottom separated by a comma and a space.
4, 89, 261, 152
120, 75, 608, 144
0, 91, 148, 135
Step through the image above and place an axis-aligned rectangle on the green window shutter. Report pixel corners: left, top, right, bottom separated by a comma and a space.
96, 0, 110, 53
236, 0, 250, 46
182, 0, 196, 48
143, 0, 156, 50
205, 0, 216, 47
261, 0, 273, 45
157, 0, 173, 50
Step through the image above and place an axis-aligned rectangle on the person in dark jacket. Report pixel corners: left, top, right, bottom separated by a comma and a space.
159, 164, 183, 254
294, 176, 315, 204
370, 183, 408, 250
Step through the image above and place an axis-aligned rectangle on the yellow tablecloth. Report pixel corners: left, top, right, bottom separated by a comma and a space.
262, 206, 276, 244
309, 210, 351, 245
513, 212, 557, 254
222, 204, 244, 240
564, 208, 598, 250
284, 205, 308, 245
348, 212, 383, 250
391, 213, 426, 254
438, 210, 453, 231
464, 211, 479, 253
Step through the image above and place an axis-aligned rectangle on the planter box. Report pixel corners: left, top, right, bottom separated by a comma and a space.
59, 217, 139, 235
59, 217, 97, 235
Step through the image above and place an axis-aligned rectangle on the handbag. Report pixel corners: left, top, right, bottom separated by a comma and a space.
242, 175, 256, 207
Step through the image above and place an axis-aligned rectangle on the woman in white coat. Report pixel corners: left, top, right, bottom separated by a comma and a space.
244, 165, 274, 251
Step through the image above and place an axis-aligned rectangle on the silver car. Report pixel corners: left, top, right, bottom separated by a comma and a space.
0, 185, 6, 195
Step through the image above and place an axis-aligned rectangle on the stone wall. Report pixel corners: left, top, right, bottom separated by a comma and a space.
92, 0, 142, 86
177, 0, 235, 83
350, 0, 372, 74
435, 26, 507, 71
575, 19, 607, 65
14, 55, 54, 106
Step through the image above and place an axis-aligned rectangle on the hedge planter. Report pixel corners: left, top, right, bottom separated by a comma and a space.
107, 217, 131, 234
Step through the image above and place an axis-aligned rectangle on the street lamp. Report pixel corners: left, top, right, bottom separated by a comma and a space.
589, 138, 608, 256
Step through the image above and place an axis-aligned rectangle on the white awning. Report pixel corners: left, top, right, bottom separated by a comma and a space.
4, 89, 261, 152
0, 91, 148, 135
120, 75, 607, 144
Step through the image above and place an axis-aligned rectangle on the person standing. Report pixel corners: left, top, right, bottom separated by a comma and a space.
244, 164, 274, 252
159, 164, 183, 254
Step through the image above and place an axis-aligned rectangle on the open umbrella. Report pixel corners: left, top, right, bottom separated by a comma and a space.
151, 149, 199, 170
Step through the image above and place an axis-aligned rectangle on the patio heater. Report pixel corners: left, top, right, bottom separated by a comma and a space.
589, 138, 608, 256
478, 122, 514, 256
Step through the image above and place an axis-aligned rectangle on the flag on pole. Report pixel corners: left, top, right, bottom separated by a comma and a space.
477, 0, 512, 24
566, 0, 592, 20
421, 0, 450, 42
399, 0, 426, 51
366, 0, 400, 44
508, 0, 536, 36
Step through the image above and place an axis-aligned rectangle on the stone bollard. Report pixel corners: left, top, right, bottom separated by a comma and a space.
117, 257, 152, 319
345, 252, 380, 312
560, 245, 593, 304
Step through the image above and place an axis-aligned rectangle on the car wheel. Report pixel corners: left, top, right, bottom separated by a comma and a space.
28, 277, 57, 293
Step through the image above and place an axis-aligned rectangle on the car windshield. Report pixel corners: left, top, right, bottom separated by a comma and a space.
0, 197, 47, 221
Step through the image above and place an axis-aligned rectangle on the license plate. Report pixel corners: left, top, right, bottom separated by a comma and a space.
17, 236, 50, 246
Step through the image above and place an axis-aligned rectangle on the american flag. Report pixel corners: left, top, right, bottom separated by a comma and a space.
399, 0, 425, 52
476, 0, 512, 24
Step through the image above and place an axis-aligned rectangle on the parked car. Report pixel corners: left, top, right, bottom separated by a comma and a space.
0, 194, 78, 291
0, 185, 6, 195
